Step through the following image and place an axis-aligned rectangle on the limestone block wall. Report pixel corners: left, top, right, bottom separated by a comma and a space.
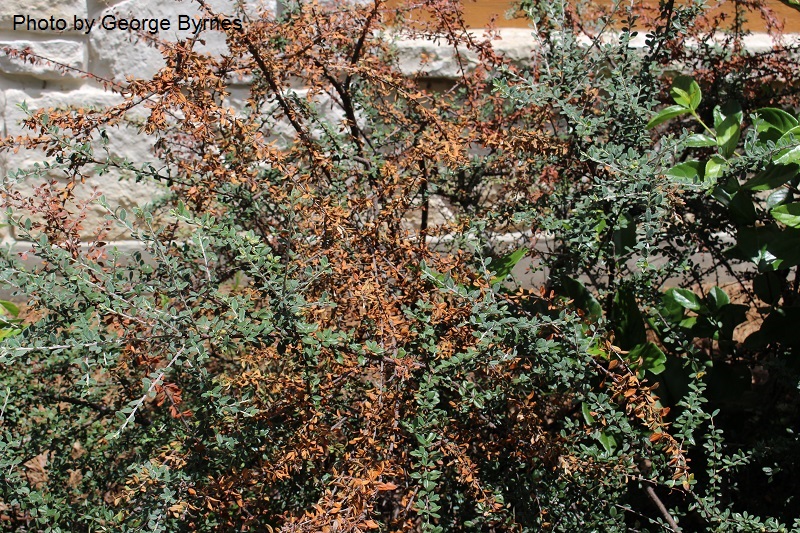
0, 0, 545, 249
0, 0, 790, 251
0, 0, 277, 245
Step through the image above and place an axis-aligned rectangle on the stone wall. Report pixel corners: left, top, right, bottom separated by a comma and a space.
0, 0, 548, 249
0, 0, 790, 252
0, 0, 276, 245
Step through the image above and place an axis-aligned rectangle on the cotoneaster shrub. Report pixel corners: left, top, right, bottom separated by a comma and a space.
0, 0, 798, 531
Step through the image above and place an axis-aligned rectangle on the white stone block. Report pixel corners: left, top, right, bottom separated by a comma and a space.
89, 0, 273, 82
0, 0, 87, 33
4, 86, 161, 149
393, 37, 478, 78
2, 87, 167, 240
0, 40, 85, 80
4, 167, 167, 241
0, 214, 11, 243
392, 29, 542, 78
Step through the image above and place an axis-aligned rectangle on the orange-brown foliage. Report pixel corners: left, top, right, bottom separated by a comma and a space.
0, 1, 701, 530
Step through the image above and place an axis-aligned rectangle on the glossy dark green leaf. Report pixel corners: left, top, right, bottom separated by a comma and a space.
704, 155, 726, 184
0, 327, 22, 340
489, 247, 528, 284
711, 181, 736, 206
742, 163, 799, 191
691, 316, 721, 340
559, 276, 603, 320
612, 288, 646, 349
778, 0, 800, 12
597, 431, 618, 454
753, 271, 782, 305
706, 363, 752, 404
665, 287, 703, 312
717, 304, 748, 341
666, 160, 704, 185
745, 307, 800, 348
707, 286, 730, 311
774, 125, 800, 165
771, 202, 800, 228
755, 107, 798, 137
658, 291, 685, 324
0, 300, 20, 317
656, 356, 692, 406
766, 188, 790, 209
670, 76, 702, 111
612, 213, 636, 257
582, 402, 595, 425
729, 191, 757, 226
685, 133, 717, 147
714, 101, 743, 158
629, 342, 667, 375
646, 105, 689, 129
728, 226, 800, 271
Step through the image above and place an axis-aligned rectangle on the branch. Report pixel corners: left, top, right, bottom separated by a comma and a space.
39, 392, 113, 415
646, 485, 682, 532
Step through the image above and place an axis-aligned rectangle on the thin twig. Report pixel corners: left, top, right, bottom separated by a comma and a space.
646, 485, 682, 532
0, 387, 10, 421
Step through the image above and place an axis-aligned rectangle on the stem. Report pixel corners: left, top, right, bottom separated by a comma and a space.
646, 485, 682, 532
691, 111, 716, 138
419, 159, 429, 246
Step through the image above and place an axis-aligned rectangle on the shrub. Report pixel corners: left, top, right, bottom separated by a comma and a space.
0, 0, 798, 531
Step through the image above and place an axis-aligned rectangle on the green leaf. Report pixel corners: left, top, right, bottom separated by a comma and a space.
597, 431, 618, 455
717, 304, 748, 341
729, 191, 757, 226
489, 247, 528, 284
0, 327, 23, 340
704, 155, 727, 184
728, 226, 800, 271
666, 288, 703, 312
778, 0, 800, 13
766, 188, 790, 209
666, 160, 704, 185
714, 101, 743, 158
582, 402, 595, 425
0, 300, 20, 317
771, 202, 800, 228
742, 163, 799, 191
706, 363, 752, 403
753, 272, 782, 305
707, 286, 730, 311
685, 133, 717, 147
658, 291, 686, 324
629, 342, 667, 375
670, 76, 702, 111
727, 226, 779, 268
711, 177, 739, 206
612, 213, 636, 257
559, 276, 603, 320
755, 107, 798, 137
745, 307, 800, 349
646, 105, 689, 129
612, 288, 646, 349
773, 125, 800, 165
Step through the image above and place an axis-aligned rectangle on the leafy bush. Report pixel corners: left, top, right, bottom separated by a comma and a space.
1, 0, 799, 531
647, 73, 800, 526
